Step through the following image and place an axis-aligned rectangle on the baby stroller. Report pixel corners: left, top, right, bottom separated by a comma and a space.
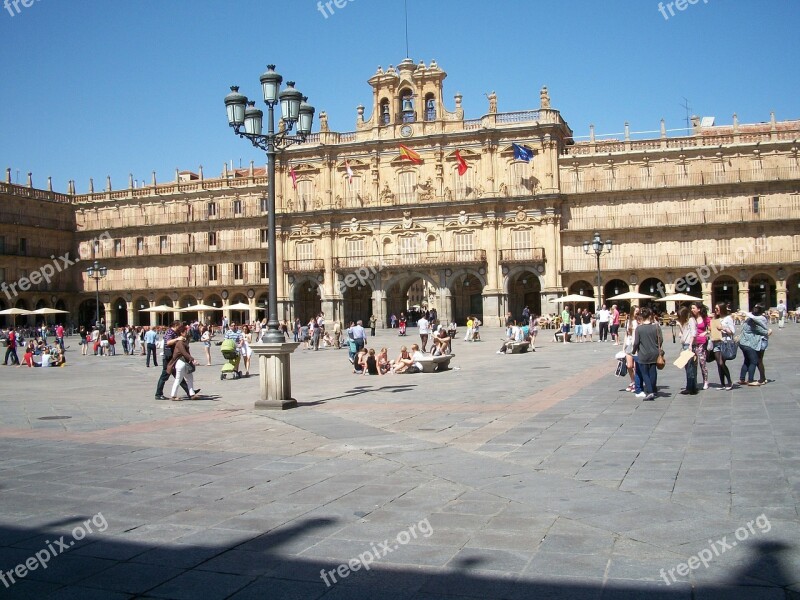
398, 320, 407, 336
220, 338, 241, 380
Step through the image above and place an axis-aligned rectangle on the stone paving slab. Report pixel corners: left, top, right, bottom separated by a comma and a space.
0, 326, 798, 598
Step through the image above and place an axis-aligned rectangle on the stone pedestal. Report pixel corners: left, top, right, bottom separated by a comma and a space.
250, 341, 300, 410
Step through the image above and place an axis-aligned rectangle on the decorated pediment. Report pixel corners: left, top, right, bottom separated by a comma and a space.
337, 158, 369, 170
288, 220, 322, 239
291, 162, 320, 174
389, 210, 427, 233
339, 217, 373, 235
445, 148, 480, 161
445, 210, 482, 229
504, 206, 544, 224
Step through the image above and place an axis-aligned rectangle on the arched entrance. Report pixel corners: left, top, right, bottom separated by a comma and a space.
452, 273, 484, 325
205, 294, 224, 326
228, 294, 250, 325
507, 271, 540, 322
748, 274, 776, 309
178, 295, 199, 324
343, 284, 373, 325
787, 272, 800, 311
255, 293, 268, 323
293, 280, 321, 324
604, 279, 629, 313
712, 276, 739, 310
132, 296, 149, 325
78, 299, 103, 328
112, 297, 128, 327
386, 274, 437, 326
638, 277, 666, 311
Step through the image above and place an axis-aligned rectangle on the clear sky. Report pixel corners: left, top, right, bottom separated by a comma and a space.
1, 0, 797, 193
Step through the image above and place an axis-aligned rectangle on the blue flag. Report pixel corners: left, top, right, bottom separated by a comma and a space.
512, 143, 534, 162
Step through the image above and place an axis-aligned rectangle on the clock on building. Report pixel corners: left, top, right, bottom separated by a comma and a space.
400, 124, 413, 137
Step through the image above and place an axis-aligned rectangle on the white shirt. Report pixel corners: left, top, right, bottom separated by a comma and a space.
418, 318, 430, 335
411, 350, 425, 370
598, 309, 611, 323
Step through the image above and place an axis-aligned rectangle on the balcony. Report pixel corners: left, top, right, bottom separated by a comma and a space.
499, 247, 546, 264
283, 259, 324, 273
560, 167, 800, 195
563, 205, 800, 232
334, 250, 486, 270
562, 249, 799, 273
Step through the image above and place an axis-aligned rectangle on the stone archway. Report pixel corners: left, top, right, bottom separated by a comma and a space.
385, 272, 438, 326
507, 271, 542, 322
111, 297, 128, 327
603, 279, 629, 312
712, 276, 739, 310
342, 283, 373, 326
787, 272, 800, 311
293, 280, 322, 324
451, 273, 484, 325
748, 274, 776, 309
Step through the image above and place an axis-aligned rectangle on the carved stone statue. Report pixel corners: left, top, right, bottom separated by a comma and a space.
499, 182, 509, 197
380, 182, 395, 204
474, 183, 485, 198
319, 111, 329, 132
540, 86, 551, 109
487, 91, 497, 114
402, 210, 413, 229
443, 187, 452, 201
419, 178, 434, 202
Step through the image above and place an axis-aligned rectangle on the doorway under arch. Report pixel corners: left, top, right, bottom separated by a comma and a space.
508, 271, 541, 322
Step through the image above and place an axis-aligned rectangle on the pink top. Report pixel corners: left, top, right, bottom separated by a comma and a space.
695, 316, 711, 344
612, 309, 620, 325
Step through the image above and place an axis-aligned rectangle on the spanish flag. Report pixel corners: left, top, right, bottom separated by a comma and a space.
398, 144, 423, 164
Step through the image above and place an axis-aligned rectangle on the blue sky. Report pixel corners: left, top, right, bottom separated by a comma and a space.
1, 0, 797, 193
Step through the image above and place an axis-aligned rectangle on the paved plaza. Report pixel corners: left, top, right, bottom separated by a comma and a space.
0, 326, 799, 599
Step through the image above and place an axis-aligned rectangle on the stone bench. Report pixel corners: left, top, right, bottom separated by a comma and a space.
509, 341, 531, 354
417, 354, 455, 373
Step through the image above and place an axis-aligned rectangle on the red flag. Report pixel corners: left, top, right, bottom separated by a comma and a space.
289, 166, 297, 190
398, 144, 423, 164
455, 150, 468, 176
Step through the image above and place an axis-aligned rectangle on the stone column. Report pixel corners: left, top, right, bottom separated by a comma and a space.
373, 288, 387, 328
126, 303, 135, 328
483, 215, 503, 325
664, 282, 677, 314
148, 300, 156, 327
776, 279, 787, 304
738, 281, 750, 313
276, 232, 290, 321
251, 341, 300, 409
321, 229, 335, 320
701, 281, 713, 310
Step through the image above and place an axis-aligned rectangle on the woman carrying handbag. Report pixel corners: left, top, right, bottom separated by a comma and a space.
710, 303, 736, 390
632, 307, 663, 401
167, 324, 200, 401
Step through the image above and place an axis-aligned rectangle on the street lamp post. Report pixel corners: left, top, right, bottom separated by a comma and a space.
85, 260, 107, 328
225, 65, 315, 410
582, 232, 613, 307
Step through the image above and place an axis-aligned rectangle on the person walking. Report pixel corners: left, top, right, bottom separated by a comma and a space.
738, 304, 770, 386
464, 316, 474, 342
155, 321, 192, 400
677, 306, 698, 395
581, 309, 593, 342
623, 307, 640, 393
201, 325, 212, 365
610, 304, 621, 345
749, 303, 771, 385
144, 326, 158, 367
776, 300, 786, 329
350, 320, 367, 354
3, 328, 19, 366
710, 303, 735, 390
560, 307, 571, 344
691, 303, 711, 390
167, 325, 200, 401
632, 307, 663, 401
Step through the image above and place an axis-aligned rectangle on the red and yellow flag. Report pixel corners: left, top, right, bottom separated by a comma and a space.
398, 144, 422, 164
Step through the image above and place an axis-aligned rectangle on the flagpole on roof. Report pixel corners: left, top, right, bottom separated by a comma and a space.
404, 0, 410, 58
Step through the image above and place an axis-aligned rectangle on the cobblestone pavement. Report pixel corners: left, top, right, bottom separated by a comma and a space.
1, 326, 799, 599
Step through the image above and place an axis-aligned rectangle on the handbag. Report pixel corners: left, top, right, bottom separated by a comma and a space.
656, 350, 666, 370
184, 360, 196, 374
720, 338, 738, 361
614, 359, 627, 377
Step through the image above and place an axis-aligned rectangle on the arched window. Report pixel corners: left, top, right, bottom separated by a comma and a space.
425, 93, 436, 121
380, 98, 390, 125
399, 89, 415, 123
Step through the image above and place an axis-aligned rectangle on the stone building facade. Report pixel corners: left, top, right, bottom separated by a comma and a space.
1, 58, 799, 328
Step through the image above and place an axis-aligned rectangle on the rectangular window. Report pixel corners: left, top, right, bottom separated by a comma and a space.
454, 232, 474, 261
159, 235, 168, 253
398, 236, 418, 264
676, 163, 688, 184
136, 237, 144, 254
18, 238, 26, 255
114, 239, 122, 256
207, 202, 217, 217
208, 264, 218, 281
260, 196, 268, 213
572, 169, 582, 193
297, 180, 313, 211
713, 161, 726, 182
714, 198, 727, 213
752, 195, 760, 214
233, 199, 242, 215
260, 262, 268, 280
454, 166, 473, 199
0, 236, 5, 254
208, 232, 217, 247
345, 175, 362, 207
346, 238, 365, 259
716, 239, 731, 257
233, 263, 244, 280
510, 162, 531, 196
260, 229, 268, 244
398, 171, 417, 204
510, 229, 532, 261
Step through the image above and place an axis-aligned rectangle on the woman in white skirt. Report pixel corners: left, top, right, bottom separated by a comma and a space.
241, 325, 254, 377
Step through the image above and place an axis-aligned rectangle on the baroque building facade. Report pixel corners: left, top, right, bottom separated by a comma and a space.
1, 58, 799, 328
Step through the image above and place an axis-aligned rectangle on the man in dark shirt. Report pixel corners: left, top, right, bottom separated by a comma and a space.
155, 321, 192, 400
